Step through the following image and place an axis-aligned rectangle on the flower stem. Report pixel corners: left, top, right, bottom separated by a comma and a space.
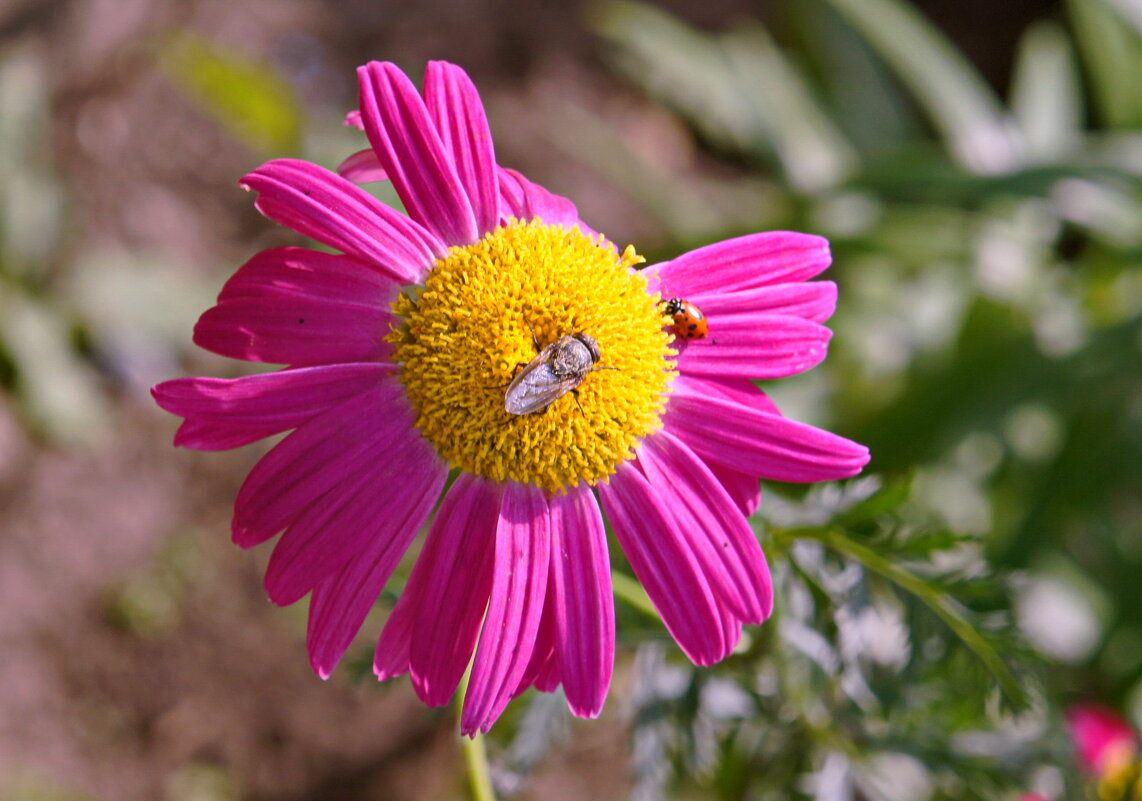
458, 662, 497, 801
461, 732, 496, 801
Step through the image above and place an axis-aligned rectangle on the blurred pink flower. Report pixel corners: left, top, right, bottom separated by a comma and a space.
152, 61, 868, 734
1068, 704, 1138, 776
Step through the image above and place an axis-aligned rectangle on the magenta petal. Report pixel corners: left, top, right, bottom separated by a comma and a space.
374, 589, 414, 682
675, 374, 781, 414
669, 377, 769, 515
461, 482, 552, 735
193, 248, 398, 366
264, 427, 447, 606
231, 381, 415, 547
511, 595, 558, 700
337, 148, 388, 184
298, 415, 448, 678
497, 167, 581, 228
533, 653, 561, 693
305, 481, 429, 681
241, 159, 443, 283
675, 312, 832, 380
408, 475, 501, 707
548, 485, 614, 718
647, 231, 831, 297
638, 432, 773, 623
691, 281, 837, 324
598, 461, 736, 666
304, 431, 446, 679
153, 362, 392, 451
424, 61, 499, 236
358, 62, 479, 247
666, 387, 870, 483
708, 461, 762, 517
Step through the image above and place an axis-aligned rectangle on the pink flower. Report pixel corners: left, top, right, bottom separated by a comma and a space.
1068, 704, 1138, 776
152, 61, 869, 735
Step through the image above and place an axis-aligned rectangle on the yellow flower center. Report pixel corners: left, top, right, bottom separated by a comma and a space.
389, 219, 674, 492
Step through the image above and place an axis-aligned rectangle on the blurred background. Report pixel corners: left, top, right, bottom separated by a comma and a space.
0, 0, 1139, 799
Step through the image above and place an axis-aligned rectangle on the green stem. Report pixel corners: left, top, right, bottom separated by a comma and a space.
461, 733, 496, 801
777, 525, 1024, 704
457, 664, 497, 801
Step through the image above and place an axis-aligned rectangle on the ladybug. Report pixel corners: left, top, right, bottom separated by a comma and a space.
662, 297, 709, 340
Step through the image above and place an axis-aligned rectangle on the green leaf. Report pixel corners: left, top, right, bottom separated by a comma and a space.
721, 23, 860, 192
591, 0, 763, 154
1102, 0, 1142, 34
160, 33, 303, 154
0, 48, 64, 277
835, 475, 912, 522
0, 285, 110, 445
1067, 0, 1142, 128
775, 524, 1029, 708
592, 1, 858, 192
1009, 21, 1084, 161
823, 0, 1024, 174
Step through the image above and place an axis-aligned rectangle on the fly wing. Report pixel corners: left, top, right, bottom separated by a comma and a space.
504, 357, 578, 415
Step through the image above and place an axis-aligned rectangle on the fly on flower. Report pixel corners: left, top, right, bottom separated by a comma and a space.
152, 59, 869, 736
505, 328, 610, 415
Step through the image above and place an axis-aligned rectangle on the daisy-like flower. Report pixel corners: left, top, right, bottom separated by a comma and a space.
152, 61, 869, 735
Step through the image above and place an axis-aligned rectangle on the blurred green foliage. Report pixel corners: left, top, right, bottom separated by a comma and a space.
502, 478, 1066, 801
103, 529, 207, 638
0, 46, 111, 443
160, 33, 304, 155
0, 32, 301, 446
553, 0, 1141, 797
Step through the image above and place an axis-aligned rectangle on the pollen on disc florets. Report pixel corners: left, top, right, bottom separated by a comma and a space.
389, 219, 675, 493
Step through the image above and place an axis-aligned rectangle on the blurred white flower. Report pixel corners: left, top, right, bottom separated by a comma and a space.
838, 603, 912, 671
1015, 572, 1104, 663
855, 751, 933, 801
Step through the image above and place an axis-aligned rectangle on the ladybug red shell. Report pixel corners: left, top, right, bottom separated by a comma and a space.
663, 297, 709, 340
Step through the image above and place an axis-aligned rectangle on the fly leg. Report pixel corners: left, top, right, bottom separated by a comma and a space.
523, 316, 542, 353
570, 388, 585, 417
